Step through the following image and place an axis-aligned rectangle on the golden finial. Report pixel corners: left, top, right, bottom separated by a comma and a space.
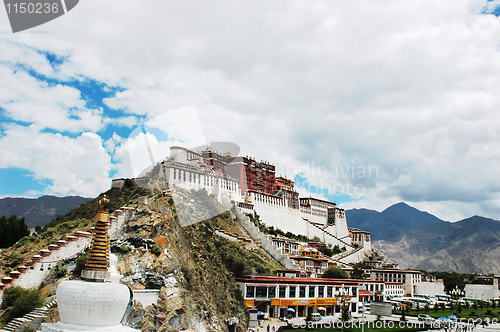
82, 195, 111, 278
98, 196, 109, 211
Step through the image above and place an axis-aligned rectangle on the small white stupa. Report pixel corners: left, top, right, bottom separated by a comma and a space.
39, 196, 139, 332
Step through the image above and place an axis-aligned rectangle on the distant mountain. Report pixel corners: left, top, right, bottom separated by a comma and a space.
0, 195, 92, 228
375, 216, 500, 274
346, 202, 442, 241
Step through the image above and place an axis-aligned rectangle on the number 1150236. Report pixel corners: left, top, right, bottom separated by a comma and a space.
6, 2, 59, 14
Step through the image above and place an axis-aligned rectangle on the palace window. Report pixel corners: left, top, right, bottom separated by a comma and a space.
268, 287, 276, 298
318, 287, 324, 298
299, 286, 306, 298
308, 286, 315, 298
256, 286, 267, 298
246, 286, 255, 298
279, 286, 286, 298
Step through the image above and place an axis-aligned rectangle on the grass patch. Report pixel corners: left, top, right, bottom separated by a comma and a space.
403, 307, 500, 319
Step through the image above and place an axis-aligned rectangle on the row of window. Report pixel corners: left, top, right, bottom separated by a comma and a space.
171, 168, 237, 191
360, 283, 384, 292
245, 285, 357, 299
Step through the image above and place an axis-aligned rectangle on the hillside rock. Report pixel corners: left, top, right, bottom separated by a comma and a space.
115, 196, 248, 332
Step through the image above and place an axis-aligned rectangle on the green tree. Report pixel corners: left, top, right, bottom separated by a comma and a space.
1, 286, 45, 324
0, 215, 30, 248
317, 246, 334, 257
310, 236, 321, 242
73, 252, 88, 276
322, 267, 348, 279
350, 265, 365, 279
443, 273, 465, 294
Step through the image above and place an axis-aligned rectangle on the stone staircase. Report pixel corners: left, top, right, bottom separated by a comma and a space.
302, 217, 353, 249
234, 208, 301, 270
0, 205, 136, 300
0, 299, 56, 332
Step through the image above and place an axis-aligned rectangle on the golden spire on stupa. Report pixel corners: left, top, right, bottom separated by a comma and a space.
84, 195, 111, 272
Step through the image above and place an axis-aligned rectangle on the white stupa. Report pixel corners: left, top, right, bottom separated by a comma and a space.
39, 197, 140, 332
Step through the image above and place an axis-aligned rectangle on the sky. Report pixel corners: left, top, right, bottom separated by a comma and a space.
1, 0, 500, 221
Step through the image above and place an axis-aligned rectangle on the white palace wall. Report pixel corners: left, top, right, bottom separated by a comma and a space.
161, 164, 241, 205
250, 192, 304, 235
248, 192, 352, 248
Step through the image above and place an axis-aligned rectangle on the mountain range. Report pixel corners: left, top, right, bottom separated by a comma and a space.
0, 195, 91, 228
346, 202, 442, 241
3, 194, 499, 274
374, 215, 500, 274
347, 203, 500, 274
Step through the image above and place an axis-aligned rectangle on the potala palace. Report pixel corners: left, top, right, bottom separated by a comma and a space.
112, 146, 372, 266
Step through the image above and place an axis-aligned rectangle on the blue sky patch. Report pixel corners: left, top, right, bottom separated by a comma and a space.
0, 168, 52, 196
294, 173, 358, 205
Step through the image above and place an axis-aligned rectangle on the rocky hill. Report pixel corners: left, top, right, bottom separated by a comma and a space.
0, 184, 283, 331
375, 216, 500, 274
0, 195, 91, 228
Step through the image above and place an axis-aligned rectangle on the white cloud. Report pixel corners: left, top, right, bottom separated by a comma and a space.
0, 62, 104, 133
0, 124, 111, 197
1, 0, 500, 220
111, 105, 207, 178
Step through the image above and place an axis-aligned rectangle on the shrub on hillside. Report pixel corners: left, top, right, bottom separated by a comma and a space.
1, 286, 45, 324
149, 243, 161, 256
73, 252, 88, 276
120, 244, 131, 253
54, 263, 68, 277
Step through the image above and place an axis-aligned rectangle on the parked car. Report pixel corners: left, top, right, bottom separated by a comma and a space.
418, 314, 434, 322
311, 313, 322, 321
